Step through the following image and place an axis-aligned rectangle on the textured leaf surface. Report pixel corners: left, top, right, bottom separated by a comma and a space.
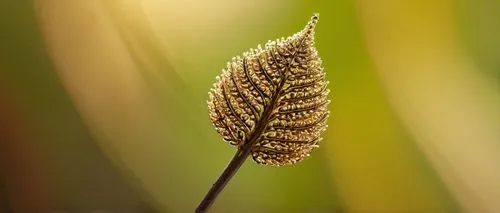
208, 14, 329, 166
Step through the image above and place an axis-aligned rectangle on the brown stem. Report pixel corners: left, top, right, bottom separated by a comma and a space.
195, 148, 252, 213
197, 60, 289, 212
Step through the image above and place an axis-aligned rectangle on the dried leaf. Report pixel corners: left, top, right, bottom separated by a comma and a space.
208, 14, 329, 166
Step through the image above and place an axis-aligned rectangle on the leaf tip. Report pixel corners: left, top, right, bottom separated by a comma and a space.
312, 13, 320, 20
303, 13, 319, 38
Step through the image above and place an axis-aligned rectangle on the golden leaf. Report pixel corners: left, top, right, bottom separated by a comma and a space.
207, 14, 329, 166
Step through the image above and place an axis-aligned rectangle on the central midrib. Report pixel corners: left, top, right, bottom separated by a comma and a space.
239, 78, 286, 155
239, 33, 309, 156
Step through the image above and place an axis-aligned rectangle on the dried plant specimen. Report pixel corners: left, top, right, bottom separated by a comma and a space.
198, 14, 329, 212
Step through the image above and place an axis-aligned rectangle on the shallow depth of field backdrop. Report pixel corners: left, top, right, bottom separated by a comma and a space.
1, 0, 499, 213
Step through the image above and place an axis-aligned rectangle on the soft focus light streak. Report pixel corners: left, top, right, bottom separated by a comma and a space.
141, 0, 289, 84
357, 0, 500, 211
319, 1, 457, 211
36, 0, 165, 210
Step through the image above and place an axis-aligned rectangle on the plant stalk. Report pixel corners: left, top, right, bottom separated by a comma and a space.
197, 59, 288, 212
195, 148, 252, 213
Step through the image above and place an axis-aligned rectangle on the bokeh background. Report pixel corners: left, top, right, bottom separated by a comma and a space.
1, 0, 499, 212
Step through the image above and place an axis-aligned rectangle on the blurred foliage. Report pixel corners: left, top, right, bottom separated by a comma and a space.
455, 0, 500, 77
1, 0, 498, 213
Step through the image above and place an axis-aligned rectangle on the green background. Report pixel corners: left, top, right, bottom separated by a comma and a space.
1, 0, 498, 212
